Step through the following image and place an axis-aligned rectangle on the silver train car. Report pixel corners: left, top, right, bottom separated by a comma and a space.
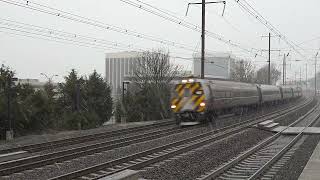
170, 78, 302, 125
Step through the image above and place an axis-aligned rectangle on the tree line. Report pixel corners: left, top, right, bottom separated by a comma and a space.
0, 65, 112, 139
230, 60, 281, 84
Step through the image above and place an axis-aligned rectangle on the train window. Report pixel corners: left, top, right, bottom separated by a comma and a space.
184, 88, 191, 97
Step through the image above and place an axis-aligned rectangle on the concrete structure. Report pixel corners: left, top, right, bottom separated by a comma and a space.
193, 52, 236, 79
105, 51, 141, 97
299, 141, 320, 180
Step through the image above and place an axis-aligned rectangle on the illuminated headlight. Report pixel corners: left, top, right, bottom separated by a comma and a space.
182, 79, 188, 83
188, 79, 194, 83
200, 102, 206, 107
171, 105, 177, 109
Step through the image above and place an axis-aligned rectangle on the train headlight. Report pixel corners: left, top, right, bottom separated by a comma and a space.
188, 79, 194, 83
182, 80, 188, 83
200, 102, 206, 107
171, 105, 177, 109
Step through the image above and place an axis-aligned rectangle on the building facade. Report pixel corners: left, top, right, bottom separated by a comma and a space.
193, 52, 236, 79
105, 51, 141, 97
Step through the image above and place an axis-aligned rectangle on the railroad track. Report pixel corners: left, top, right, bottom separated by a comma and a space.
0, 123, 206, 176
198, 100, 320, 180
0, 100, 301, 177
0, 119, 175, 154
43, 98, 314, 180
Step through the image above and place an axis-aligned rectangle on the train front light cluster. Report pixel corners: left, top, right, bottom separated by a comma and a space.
181, 79, 195, 83
171, 105, 177, 109
200, 102, 206, 107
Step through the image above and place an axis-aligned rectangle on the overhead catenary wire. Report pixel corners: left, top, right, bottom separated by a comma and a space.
120, 0, 267, 59
0, 0, 259, 59
0, 18, 146, 51
0, 26, 197, 63
0, 0, 200, 52
0, 19, 200, 63
234, 0, 307, 59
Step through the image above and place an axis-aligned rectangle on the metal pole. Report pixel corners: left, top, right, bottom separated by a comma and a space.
268, 33, 271, 85
283, 54, 285, 85
7, 77, 11, 133
315, 53, 318, 95
284, 56, 286, 85
201, 0, 205, 79
306, 63, 308, 90
122, 81, 125, 100
76, 81, 80, 112
300, 67, 302, 86
75, 80, 81, 129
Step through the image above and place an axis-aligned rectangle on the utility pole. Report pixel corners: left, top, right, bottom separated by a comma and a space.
306, 63, 308, 90
283, 54, 286, 85
75, 81, 80, 113
261, 34, 281, 85
315, 52, 318, 96
6, 75, 17, 140
300, 67, 302, 86
75, 80, 81, 130
268, 33, 271, 85
201, 0, 205, 79
7, 77, 11, 138
186, 1, 226, 79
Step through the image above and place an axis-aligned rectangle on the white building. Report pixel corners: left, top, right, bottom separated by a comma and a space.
105, 51, 141, 97
193, 52, 236, 79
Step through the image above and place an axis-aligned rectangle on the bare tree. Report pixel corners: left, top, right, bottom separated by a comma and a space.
133, 50, 180, 89
255, 63, 281, 85
119, 50, 181, 122
230, 60, 255, 83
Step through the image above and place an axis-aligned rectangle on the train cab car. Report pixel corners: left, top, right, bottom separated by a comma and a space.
170, 78, 207, 125
293, 86, 303, 98
279, 86, 294, 100
259, 85, 282, 103
170, 78, 260, 125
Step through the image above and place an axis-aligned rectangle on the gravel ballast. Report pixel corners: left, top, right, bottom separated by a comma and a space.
273, 135, 320, 180
0, 119, 172, 150
140, 128, 274, 180
273, 108, 320, 180
3, 126, 219, 180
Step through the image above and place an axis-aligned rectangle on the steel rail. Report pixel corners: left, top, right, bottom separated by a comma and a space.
0, 100, 303, 176
198, 99, 319, 180
0, 124, 205, 175
47, 98, 314, 180
0, 119, 175, 154
248, 103, 320, 179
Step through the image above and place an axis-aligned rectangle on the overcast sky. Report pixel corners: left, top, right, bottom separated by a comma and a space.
0, 0, 319, 82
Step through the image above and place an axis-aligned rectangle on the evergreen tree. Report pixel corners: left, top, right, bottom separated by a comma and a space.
84, 70, 112, 125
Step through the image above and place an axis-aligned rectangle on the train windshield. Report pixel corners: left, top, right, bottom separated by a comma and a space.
173, 82, 202, 98
184, 88, 191, 97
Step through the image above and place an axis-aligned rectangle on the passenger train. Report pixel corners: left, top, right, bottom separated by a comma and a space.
170, 78, 302, 125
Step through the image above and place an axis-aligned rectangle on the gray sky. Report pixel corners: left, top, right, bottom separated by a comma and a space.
0, 0, 319, 82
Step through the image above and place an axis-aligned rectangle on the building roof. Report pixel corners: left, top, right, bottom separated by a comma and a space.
105, 51, 141, 59
193, 52, 237, 60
